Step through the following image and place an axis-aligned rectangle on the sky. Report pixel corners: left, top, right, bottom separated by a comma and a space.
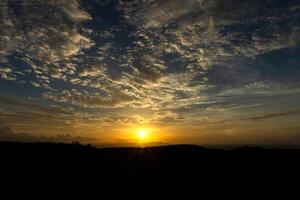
0, 0, 300, 146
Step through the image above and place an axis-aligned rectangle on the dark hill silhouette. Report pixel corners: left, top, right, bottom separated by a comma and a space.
1, 142, 300, 199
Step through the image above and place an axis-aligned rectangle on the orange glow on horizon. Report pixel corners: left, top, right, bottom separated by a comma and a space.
106, 125, 178, 146
116, 126, 164, 145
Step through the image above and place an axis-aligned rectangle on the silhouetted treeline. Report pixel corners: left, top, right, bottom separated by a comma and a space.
1, 142, 300, 200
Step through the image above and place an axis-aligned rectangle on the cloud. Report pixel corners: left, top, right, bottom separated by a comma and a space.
0, 0, 93, 62
1, 0, 298, 110
249, 109, 300, 121
0, 67, 12, 73
124, 0, 199, 28
0, 126, 93, 143
42, 88, 139, 108
0, 0, 299, 139
0, 66, 15, 80
59, 0, 92, 21
109, 0, 299, 113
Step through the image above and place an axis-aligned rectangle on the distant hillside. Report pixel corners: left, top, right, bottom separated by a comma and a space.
1, 142, 300, 200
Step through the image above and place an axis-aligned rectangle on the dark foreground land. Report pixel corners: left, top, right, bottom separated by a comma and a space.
1, 142, 300, 199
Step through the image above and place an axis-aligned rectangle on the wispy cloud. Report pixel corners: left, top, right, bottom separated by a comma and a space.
249, 109, 300, 121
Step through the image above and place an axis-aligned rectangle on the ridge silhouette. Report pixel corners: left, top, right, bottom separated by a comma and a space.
1, 141, 300, 199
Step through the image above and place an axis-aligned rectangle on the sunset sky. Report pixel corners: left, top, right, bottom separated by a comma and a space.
0, 0, 300, 146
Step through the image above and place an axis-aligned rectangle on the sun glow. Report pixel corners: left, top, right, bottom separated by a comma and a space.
119, 126, 170, 146
138, 130, 147, 140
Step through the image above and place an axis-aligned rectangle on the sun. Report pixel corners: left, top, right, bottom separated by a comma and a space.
138, 130, 147, 140
128, 127, 158, 145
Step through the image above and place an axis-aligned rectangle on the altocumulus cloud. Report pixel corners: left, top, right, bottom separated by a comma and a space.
0, 0, 299, 141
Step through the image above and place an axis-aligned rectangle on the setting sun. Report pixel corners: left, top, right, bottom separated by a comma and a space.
138, 130, 147, 140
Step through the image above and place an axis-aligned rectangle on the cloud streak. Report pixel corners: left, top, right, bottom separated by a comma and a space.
249, 109, 300, 121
